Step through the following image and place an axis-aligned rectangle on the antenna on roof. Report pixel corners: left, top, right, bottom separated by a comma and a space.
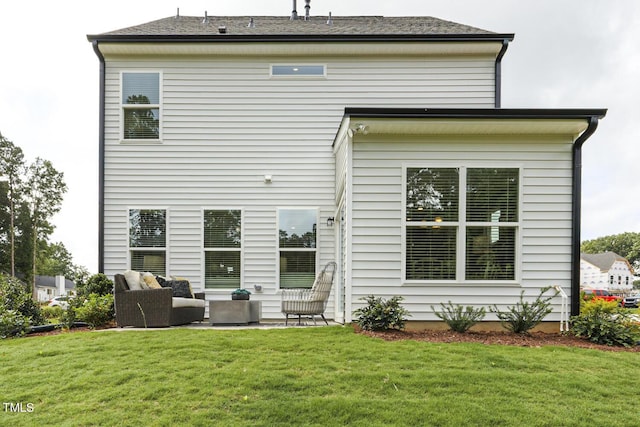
304, 0, 311, 21
291, 0, 298, 20
202, 11, 209, 25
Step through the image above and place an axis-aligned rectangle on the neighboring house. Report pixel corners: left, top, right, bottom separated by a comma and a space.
87, 8, 606, 324
35, 275, 75, 303
580, 252, 635, 292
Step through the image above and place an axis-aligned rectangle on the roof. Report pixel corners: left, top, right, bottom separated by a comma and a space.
34, 275, 75, 290
87, 15, 512, 42
581, 252, 629, 272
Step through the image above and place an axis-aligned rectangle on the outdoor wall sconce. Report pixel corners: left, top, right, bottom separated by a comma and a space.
327, 217, 335, 227
347, 123, 370, 137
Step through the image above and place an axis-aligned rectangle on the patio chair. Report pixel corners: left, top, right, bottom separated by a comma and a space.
281, 261, 337, 325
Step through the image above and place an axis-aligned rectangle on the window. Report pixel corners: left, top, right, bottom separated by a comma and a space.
405, 167, 519, 282
271, 65, 325, 77
129, 209, 166, 275
279, 209, 317, 288
122, 72, 160, 140
204, 210, 242, 289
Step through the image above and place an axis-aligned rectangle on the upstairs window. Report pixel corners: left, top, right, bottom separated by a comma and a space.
271, 65, 326, 77
122, 72, 160, 140
129, 209, 166, 275
204, 210, 242, 289
405, 167, 519, 282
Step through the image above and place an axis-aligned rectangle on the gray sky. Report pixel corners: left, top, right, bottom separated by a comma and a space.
1, 1, 638, 273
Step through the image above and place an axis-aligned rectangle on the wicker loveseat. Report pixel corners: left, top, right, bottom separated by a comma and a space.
113, 273, 205, 327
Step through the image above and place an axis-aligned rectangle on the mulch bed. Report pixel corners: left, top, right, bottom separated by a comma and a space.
357, 328, 640, 352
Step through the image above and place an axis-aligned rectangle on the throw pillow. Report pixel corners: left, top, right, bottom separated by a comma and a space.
142, 272, 162, 289
171, 276, 195, 298
166, 280, 193, 298
124, 270, 143, 291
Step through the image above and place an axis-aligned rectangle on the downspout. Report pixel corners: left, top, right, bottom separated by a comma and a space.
570, 116, 600, 316
494, 39, 510, 108
91, 40, 106, 273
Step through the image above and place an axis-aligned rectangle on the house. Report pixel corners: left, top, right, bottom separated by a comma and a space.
87, 7, 606, 326
580, 252, 635, 292
35, 275, 75, 303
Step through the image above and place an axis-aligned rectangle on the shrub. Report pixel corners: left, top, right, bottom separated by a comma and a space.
490, 287, 557, 334
41, 305, 64, 320
0, 309, 30, 339
74, 293, 114, 328
0, 273, 44, 327
76, 273, 113, 298
353, 295, 410, 331
432, 301, 486, 333
571, 298, 640, 347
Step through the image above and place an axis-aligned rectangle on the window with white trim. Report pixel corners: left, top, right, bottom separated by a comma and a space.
122, 72, 160, 140
204, 210, 242, 289
405, 167, 519, 282
279, 208, 317, 289
129, 209, 166, 275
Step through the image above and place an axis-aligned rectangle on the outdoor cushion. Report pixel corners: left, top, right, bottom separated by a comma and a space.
142, 272, 162, 289
172, 297, 206, 309
124, 270, 143, 290
161, 279, 193, 298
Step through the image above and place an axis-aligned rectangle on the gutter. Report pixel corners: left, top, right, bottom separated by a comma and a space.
91, 40, 106, 274
570, 116, 602, 316
494, 39, 510, 108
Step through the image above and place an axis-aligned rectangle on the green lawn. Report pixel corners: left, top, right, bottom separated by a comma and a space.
1, 326, 639, 426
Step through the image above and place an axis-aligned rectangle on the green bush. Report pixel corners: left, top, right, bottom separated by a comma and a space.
490, 287, 557, 334
432, 301, 486, 333
74, 293, 114, 328
41, 305, 64, 320
571, 298, 640, 347
0, 309, 30, 339
353, 295, 410, 331
76, 273, 114, 298
0, 273, 44, 328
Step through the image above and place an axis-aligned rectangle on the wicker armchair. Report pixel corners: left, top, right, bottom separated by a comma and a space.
281, 262, 337, 325
113, 274, 205, 327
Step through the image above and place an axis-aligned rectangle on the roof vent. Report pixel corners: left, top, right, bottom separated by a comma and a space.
218, 25, 227, 34
202, 11, 209, 25
304, 0, 311, 21
175, 8, 180, 19
290, 0, 298, 20
326, 11, 333, 26
248, 17, 255, 28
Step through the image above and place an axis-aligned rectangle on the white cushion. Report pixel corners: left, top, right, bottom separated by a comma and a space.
172, 297, 205, 309
124, 270, 143, 290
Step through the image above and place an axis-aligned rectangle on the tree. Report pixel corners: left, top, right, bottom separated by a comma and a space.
581, 232, 640, 272
23, 158, 67, 299
0, 133, 26, 276
37, 241, 74, 278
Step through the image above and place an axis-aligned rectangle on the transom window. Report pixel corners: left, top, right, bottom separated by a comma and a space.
405, 167, 519, 282
129, 209, 166, 275
271, 65, 326, 77
279, 208, 317, 288
122, 72, 160, 140
203, 210, 242, 289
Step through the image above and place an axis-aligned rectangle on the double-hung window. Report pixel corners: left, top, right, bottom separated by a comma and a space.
203, 210, 242, 289
405, 167, 519, 282
279, 208, 317, 289
129, 209, 166, 275
121, 72, 160, 140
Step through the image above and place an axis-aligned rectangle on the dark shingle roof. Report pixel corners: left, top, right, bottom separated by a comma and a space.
88, 15, 506, 41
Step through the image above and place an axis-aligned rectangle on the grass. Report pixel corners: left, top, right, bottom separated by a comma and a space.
1, 326, 639, 426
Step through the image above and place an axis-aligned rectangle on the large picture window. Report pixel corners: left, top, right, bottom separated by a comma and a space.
405, 167, 519, 282
129, 209, 166, 275
122, 72, 160, 140
204, 210, 242, 289
279, 208, 317, 289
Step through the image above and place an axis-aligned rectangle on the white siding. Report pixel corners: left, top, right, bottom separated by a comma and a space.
102, 53, 496, 319
349, 135, 575, 321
